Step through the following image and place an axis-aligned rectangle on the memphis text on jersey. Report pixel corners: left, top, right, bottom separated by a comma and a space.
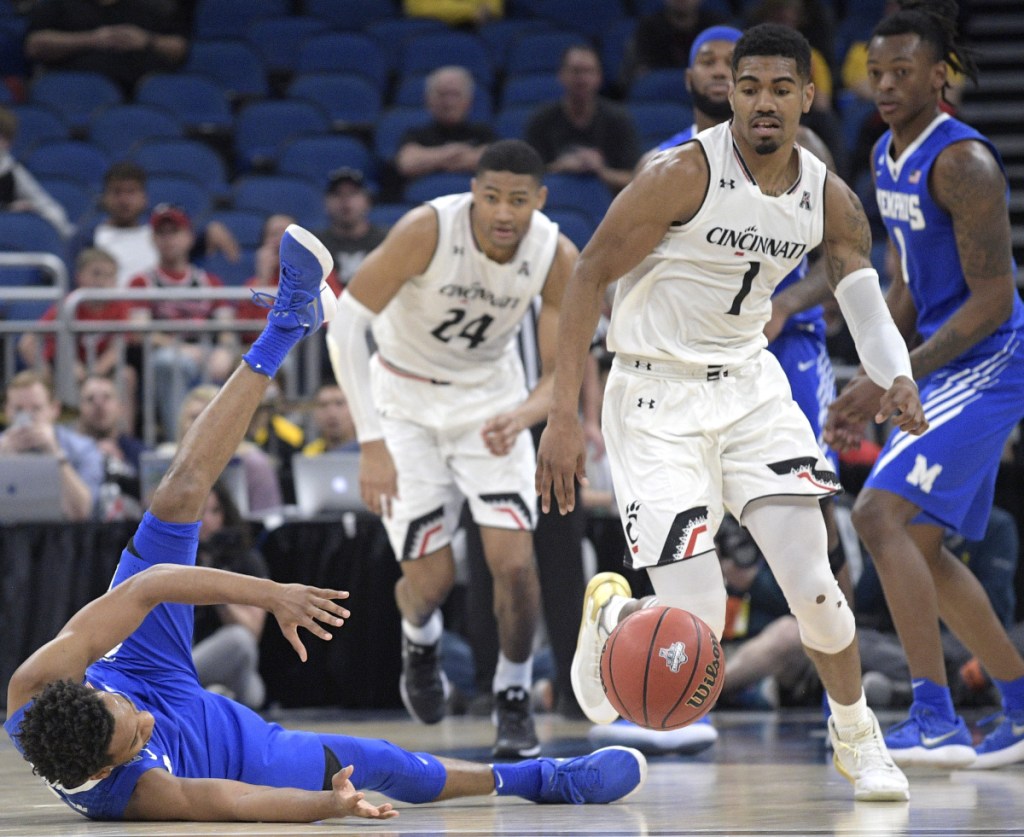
876, 188, 925, 230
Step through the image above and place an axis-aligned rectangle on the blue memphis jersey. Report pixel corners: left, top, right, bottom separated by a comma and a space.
875, 113, 1024, 354
654, 125, 825, 338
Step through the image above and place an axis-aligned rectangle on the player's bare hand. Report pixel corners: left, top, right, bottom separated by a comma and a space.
482, 413, 523, 456
535, 415, 587, 515
359, 440, 398, 518
825, 374, 880, 452
330, 765, 399, 819
271, 583, 350, 663
878, 375, 928, 435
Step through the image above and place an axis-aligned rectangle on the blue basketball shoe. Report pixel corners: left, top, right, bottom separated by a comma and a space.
252, 224, 336, 332
968, 709, 1024, 769
535, 746, 647, 804
883, 703, 976, 768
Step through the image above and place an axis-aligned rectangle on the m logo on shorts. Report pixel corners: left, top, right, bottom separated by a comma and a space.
657, 506, 712, 565
906, 454, 942, 494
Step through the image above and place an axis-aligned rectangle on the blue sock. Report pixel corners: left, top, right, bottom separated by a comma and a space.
242, 321, 302, 378
492, 761, 542, 799
993, 675, 1024, 715
912, 677, 956, 721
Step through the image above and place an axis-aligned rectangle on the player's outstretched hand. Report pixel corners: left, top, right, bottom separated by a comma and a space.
878, 375, 928, 435
330, 765, 399, 820
825, 373, 879, 452
270, 583, 350, 662
359, 439, 399, 518
535, 415, 587, 515
482, 412, 524, 457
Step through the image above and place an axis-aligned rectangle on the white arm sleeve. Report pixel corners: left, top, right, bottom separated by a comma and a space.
326, 292, 384, 443
833, 267, 914, 389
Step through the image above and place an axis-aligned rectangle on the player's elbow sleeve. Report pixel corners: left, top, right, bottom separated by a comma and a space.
835, 268, 913, 389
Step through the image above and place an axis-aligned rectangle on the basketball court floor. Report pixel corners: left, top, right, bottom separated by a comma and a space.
2, 708, 1022, 836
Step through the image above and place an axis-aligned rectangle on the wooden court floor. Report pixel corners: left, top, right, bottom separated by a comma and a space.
2, 708, 1023, 836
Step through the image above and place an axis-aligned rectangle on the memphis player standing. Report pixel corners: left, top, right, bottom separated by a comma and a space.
829, 0, 1024, 771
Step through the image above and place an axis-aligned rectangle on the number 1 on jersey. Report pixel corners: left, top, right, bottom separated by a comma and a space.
727, 261, 760, 315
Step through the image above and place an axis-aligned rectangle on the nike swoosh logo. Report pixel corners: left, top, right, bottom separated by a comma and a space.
797, 360, 815, 372
416, 755, 430, 765
911, 679, 927, 689
495, 773, 504, 789
920, 729, 962, 747
1012, 722, 1024, 737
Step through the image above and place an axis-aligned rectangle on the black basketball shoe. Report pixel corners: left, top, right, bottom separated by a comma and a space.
493, 686, 540, 759
399, 635, 450, 725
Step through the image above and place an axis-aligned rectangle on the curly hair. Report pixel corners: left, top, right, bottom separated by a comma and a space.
874, 0, 978, 93
15, 680, 115, 788
733, 23, 812, 82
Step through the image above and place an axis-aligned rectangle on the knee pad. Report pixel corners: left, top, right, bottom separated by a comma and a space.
648, 553, 728, 640
784, 573, 855, 654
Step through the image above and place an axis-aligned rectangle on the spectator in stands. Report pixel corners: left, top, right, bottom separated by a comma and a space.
246, 379, 304, 504
24, 0, 189, 96
127, 204, 237, 440
0, 369, 102, 520
80, 162, 240, 288
314, 168, 388, 288
76, 372, 147, 521
302, 383, 359, 456
193, 479, 269, 710
624, 0, 731, 87
157, 383, 282, 515
393, 66, 496, 193
0, 106, 74, 237
17, 247, 133, 391
525, 44, 641, 193
403, 0, 503, 29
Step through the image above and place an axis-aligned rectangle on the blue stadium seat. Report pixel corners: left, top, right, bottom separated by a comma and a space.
234, 100, 331, 172
0, 213, 67, 292
277, 135, 375, 189
478, 19, 555, 71
403, 172, 473, 204
837, 90, 877, 157
88, 103, 182, 158
399, 31, 493, 90
193, 0, 289, 40
628, 102, 695, 151
506, 31, 590, 76
200, 248, 256, 287
516, 0, 626, 41
233, 175, 325, 230
546, 207, 595, 251
368, 202, 413, 228
600, 17, 637, 90
245, 16, 327, 77
373, 107, 431, 166
131, 138, 230, 202
146, 175, 214, 221
9, 105, 68, 157
29, 71, 121, 132
184, 39, 268, 101
495, 105, 535, 140
501, 73, 562, 109
25, 140, 111, 192
0, 17, 27, 76
393, 73, 493, 122
287, 73, 382, 132
295, 32, 388, 89
629, 68, 691, 107
304, 0, 397, 31
36, 176, 94, 226
365, 17, 447, 74
203, 208, 268, 250
542, 173, 612, 227
136, 74, 233, 136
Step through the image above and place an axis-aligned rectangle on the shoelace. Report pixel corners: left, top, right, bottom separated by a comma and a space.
550, 760, 601, 804
250, 284, 316, 312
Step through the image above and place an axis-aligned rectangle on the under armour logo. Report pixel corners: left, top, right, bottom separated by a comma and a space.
633, 360, 652, 370
453, 245, 464, 255
659, 641, 688, 673
637, 398, 655, 408
517, 261, 530, 276
720, 178, 735, 189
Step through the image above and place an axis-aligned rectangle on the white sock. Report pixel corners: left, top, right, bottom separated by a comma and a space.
829, 689, 871, 735
601, 595, 631, 633
493, 652, 533, 693
402, 610, 442, 646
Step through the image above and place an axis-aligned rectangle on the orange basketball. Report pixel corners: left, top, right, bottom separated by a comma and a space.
600, 606, 724, 730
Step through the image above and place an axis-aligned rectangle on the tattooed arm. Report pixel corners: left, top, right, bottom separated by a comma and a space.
906, 139, 1017, 378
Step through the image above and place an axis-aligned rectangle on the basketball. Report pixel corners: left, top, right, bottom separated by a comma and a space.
600, 606, 724, 730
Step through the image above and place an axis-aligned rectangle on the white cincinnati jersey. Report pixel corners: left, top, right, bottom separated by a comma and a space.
608, 120, 827, 366
372, 192, 559, 385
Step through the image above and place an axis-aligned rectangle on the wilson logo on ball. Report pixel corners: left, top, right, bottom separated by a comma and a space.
658, 641, 688, 673
685, 635, 722, 709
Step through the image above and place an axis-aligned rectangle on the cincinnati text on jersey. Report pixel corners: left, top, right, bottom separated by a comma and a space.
439, 282, 522, 309
704, 225, 810, 260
